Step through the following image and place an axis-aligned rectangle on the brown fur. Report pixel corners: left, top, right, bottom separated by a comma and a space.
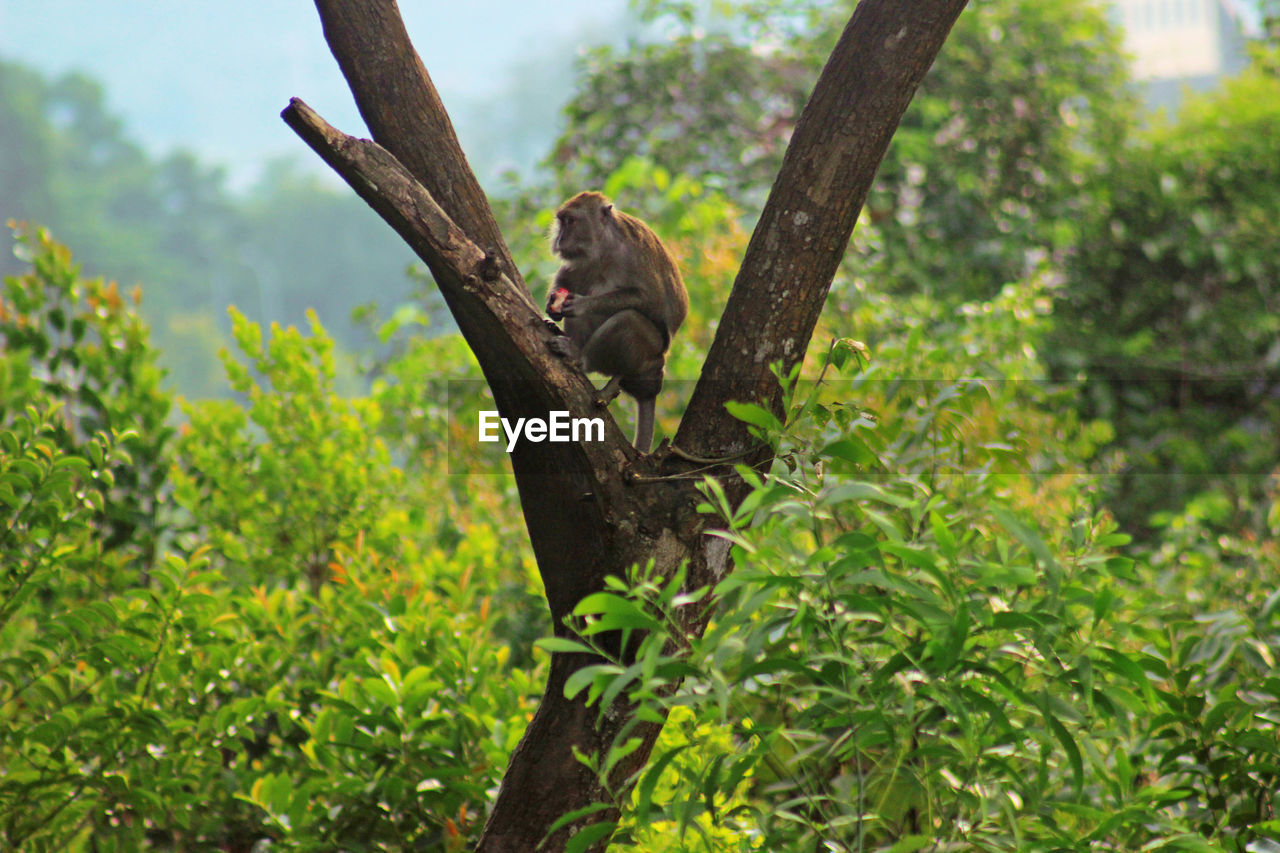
546, 192, 688, 452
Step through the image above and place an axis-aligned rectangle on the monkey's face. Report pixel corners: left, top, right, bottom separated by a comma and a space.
552, 209, 592, 260
552, 197, 612, 261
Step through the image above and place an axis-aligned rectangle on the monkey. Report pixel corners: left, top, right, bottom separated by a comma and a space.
545, 191, 688, 453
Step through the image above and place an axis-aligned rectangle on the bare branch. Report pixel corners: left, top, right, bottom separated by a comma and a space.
311, 0, 519, 286
281, 98, 548, 396
282, 98, 496, 296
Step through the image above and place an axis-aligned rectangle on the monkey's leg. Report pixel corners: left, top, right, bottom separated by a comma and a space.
580, 311, 666, 379
582, 311, 667, 452
588, 377, 656, 452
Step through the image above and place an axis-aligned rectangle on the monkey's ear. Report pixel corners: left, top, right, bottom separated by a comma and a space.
602, 203, 613, 218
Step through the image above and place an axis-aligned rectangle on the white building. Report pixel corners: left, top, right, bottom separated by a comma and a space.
1111, 0, 1259, 107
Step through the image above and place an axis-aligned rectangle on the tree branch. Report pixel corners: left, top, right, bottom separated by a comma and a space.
281, 96, 643, 618
677, 0, 969, 458
281, 97, 501, 301
312, 0, 518, 287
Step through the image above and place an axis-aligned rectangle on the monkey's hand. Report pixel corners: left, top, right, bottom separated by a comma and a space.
557, 291, 585, 319
546, 287, 571, 321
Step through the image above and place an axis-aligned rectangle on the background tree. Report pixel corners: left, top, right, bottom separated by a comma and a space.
0, 225, 173, 574
0, 60, 421, 396
1050, 68, 1280, 535
555, 0, 1280, 535
553, 0, 1132, 302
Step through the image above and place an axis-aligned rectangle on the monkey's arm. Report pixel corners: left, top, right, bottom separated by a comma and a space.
560, 286, 654, 323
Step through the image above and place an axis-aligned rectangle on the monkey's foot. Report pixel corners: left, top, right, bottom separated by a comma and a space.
547, 334, 576, 358
594, 376, 623, 407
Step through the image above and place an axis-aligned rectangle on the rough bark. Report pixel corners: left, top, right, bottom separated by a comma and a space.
290, 1, 968, 849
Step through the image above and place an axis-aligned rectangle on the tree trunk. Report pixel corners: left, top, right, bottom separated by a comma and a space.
288, 0, 968, 848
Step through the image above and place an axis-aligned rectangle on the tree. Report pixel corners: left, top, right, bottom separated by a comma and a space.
0, 224, 174, 575
285, 0, 968, 848
1051, 68, 1280, 534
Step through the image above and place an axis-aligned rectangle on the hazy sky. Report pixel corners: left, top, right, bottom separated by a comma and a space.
0, 0, 627, 186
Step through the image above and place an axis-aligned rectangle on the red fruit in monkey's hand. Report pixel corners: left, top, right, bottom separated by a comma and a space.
547, 287, 571, 320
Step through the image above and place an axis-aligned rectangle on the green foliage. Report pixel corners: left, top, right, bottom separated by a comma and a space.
1053, 69, 1280, 533
4, 4, 1280, 849
0, 406, 243, 850
173, 307, 402, 590
558, 278, 1279, 851
567, 0, 1274, 532
1, 223, 173, 573
0, 230, 544, 851
865, 0, 1132, 302
0, 406, 123, 635
552, 32, 817, 205
0, 60, 420, 396
1253, 0, 1280, 73
219, 561, 540, 851
557, 0, 1132, 304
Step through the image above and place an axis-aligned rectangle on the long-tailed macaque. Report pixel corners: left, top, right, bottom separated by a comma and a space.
546, 192, 688, 453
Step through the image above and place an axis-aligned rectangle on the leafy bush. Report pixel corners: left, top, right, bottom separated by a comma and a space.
1053, 70, 1280, 534
172, 307, 403, 591
0, 222, 173, 575
0, 230, 545, 851
6, 15, 1280, 842
555, 275, 1280, 851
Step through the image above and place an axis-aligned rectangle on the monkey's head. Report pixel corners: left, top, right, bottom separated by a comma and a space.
551, 191, 615, 262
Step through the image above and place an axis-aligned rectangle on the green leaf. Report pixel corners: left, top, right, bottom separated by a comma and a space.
929, 511, 957, 558
535, 637, 596, 656
361, 676, 398, 707
564, 664, 616, 702
573, 593, 661, 633
635, 744, 689, 819
724, 399, 782, 432
1098, 646, 1154, 701
564, 820, 617, 853
1202, 697, 1243, 735
991, 505, 1060, 580
602, 736, 643, 780
824, 481, 912, 508
1040, 699, 1083, 794
820, 438, 878, 468
547, 802, 613, 837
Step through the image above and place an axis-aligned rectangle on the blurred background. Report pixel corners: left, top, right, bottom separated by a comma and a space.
0, 0, 632, 395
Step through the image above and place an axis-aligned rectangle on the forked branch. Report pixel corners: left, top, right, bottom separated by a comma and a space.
292, 1, 971, 850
